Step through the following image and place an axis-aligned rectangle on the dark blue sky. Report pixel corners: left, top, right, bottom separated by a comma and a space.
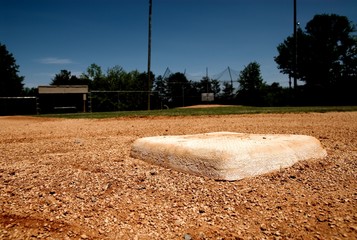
1, 0, 356, 88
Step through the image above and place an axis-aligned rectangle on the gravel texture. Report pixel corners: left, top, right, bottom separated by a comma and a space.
0, 112, 356, 239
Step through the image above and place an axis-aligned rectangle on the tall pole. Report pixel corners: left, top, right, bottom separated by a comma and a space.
147, 0, 152, 110
206, 67, 209, 93
293, 0, 297, 88
228, 66, 233, 88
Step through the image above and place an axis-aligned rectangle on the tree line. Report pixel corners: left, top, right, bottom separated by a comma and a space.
48, 61, 282, 110
1, 13, 356, 112
275, 14, 357, 105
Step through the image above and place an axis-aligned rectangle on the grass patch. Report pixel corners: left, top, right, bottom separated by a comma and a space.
35, 105, 357, 119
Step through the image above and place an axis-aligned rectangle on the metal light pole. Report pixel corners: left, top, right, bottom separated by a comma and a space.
293, 0, 297, 88
147, 0, 152, 110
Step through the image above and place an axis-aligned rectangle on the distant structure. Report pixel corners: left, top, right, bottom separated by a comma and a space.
293, 0, 298, 88
147, 0, 153, 110
38, 85, 88, 113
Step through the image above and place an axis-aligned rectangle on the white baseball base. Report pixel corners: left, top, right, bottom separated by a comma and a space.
130, 132, 327, 181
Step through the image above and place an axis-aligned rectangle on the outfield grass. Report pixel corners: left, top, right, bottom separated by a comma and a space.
36, 105, 357, 119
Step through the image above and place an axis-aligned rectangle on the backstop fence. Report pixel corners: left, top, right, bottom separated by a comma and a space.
0, 97, 39, 116
89, 91, 160, 112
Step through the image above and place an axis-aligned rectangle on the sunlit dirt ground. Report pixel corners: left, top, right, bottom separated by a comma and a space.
0, 112, 356, 239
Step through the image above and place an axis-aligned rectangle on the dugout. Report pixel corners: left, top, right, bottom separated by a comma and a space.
0, 97, 38, 116
38, 85, 88, 113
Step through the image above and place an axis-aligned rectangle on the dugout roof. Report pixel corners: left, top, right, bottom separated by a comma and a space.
38, 85, 88, 94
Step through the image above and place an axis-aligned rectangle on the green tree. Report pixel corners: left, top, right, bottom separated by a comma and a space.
106, 65, 126, 90
220, 82, 235, 102
262, 82, 288, 106
0, 43, 24, 96
305, 14, 356, 88
51, 69, 71, 85
84, 63, 105, 90
211, 79, 221, 97
199, 76, 212, 93
275, 14, 357, 104
153, 73, 201, 108
236, 62, 266, 106
51, 69, 72, 85
275, 27, 310, 85
51, 69, 91, 86
22, 87, 37, 96
198, 77, 221, 97
128, 71, 154, 110
166, 72, 189, 107
153, 75, 168, 105
129, 71, 153, 91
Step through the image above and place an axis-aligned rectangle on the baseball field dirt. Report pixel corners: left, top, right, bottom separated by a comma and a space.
0, 112, 356, 239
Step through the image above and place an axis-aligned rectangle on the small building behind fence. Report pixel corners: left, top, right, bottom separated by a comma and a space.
38, 85, 88, 113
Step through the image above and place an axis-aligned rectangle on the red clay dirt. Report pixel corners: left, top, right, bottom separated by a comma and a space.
0, 112, 356, 239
